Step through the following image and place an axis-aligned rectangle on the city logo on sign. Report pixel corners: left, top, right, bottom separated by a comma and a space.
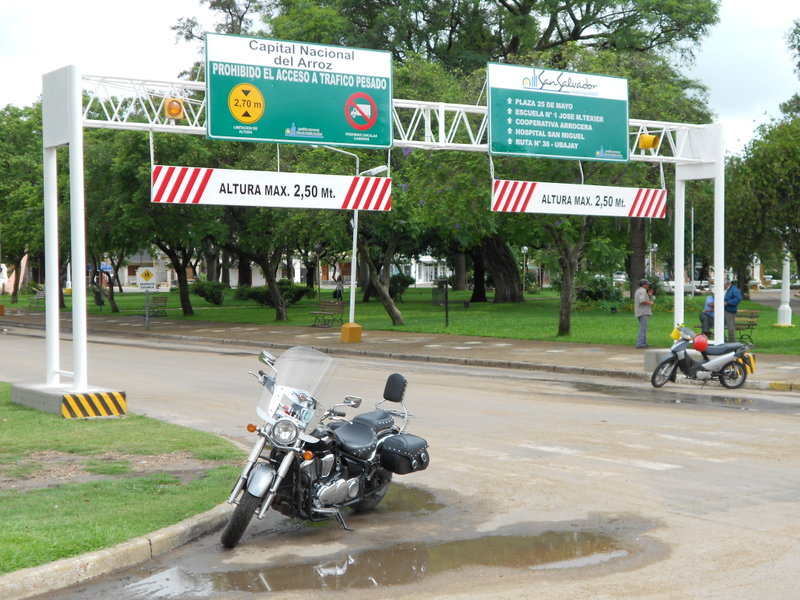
521, 68, 598, 96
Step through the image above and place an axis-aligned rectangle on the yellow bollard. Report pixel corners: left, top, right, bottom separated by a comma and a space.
341, 322, 362, 343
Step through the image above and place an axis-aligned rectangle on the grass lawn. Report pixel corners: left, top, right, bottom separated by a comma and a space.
8, 285, 794, 354
0, 383, 243, 575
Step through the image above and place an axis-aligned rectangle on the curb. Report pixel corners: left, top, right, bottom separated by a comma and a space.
0, 503, 231, 600
3, 320, 793, 391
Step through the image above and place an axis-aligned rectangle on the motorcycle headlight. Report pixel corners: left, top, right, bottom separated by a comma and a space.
272, 419, 299, 445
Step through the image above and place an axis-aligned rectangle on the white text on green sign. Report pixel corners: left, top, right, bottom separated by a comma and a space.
488, 63, 629, 162
205, 33, 392, 148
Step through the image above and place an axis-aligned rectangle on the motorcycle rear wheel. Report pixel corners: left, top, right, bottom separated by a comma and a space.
651, 361, 676, 388
352, 468, 392, 512
719, 361, 747, 389
220, 491, 261, 549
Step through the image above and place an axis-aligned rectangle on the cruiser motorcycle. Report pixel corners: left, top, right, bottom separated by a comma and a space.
651, 326, 755, 389
221, 346, 430, 549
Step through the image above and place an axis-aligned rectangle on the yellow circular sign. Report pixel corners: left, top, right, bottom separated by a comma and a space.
228, 83, 265, 124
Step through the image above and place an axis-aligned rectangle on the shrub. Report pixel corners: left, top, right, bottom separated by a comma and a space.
575, 275, 623, 304
190, 279, 228, 305
389, 274, 415, 301
235, 281, 313, 307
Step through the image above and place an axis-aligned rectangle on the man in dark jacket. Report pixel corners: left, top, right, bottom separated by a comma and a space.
723, 280, 742, 343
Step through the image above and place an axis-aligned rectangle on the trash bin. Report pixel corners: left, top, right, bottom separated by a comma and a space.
93, 289, 104, 307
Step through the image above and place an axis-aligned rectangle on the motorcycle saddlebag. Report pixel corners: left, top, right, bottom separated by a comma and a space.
380, 433, 430, 475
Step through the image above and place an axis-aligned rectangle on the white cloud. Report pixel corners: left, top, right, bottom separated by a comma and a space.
687, 0, 800, 153
0, 0, 214, 107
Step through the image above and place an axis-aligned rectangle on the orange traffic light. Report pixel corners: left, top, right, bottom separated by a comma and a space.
164, 97, 185, 120
638, 133, 659, 150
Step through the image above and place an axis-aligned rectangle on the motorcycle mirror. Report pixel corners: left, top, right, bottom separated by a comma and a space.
344, 395, 362, 408
258, 351, 277, 367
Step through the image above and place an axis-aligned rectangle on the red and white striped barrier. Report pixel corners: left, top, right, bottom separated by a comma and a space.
492, 179, 667, 219
151, 165, 391, 211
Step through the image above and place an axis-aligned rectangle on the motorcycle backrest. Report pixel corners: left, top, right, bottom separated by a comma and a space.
383, 373, 407, 403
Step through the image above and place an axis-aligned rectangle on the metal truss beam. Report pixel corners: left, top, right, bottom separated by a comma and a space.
81, 75, 714, 164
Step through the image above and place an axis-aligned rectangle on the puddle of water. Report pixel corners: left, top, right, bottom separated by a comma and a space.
124, 531, 626, 597
572, 382, 800, 414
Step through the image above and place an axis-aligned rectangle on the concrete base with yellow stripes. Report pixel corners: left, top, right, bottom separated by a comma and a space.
12, 383, 127, 419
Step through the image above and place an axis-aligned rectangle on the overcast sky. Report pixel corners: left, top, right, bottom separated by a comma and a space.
1, 0, 797, 154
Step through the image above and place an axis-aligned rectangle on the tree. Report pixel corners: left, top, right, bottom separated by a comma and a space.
742, 117, 800, 280
0, 104, 44, 302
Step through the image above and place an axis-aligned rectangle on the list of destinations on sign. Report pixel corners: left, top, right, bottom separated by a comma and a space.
488, 63, 629, 162
206, 33, 392, 148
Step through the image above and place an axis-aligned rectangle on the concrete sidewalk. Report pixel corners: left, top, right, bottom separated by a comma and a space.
2, 306, 799, 391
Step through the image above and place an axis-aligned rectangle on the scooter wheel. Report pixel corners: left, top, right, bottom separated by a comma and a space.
651, 361, 675, 388
719, 361, 747, 389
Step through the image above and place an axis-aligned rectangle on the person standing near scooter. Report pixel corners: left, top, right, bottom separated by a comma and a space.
634, 278, 655, 348
723, 279, 742, 342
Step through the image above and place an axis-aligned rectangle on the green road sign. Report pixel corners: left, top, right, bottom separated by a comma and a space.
206, 33, 392, 148
488, 63, 629, 162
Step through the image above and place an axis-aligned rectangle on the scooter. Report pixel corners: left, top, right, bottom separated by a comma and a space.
651, 325, 755, 389
221, 346, 430, 549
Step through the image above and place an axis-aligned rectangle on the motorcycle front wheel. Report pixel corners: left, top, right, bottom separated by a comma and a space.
352, 468, 393, 512
651, 360, 676, 388
220, 491, 261, 549
719, 361, 747, 389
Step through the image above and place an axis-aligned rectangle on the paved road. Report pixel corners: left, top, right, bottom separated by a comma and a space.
2, 334, 798, 600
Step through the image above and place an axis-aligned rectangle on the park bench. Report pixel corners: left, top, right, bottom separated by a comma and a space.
734, 310, 759, 344
28, 290, 46, 310
310, 300, 344, 327
695, 309, 759, 345
144, 295, 168, 318
431, 287, 469, 309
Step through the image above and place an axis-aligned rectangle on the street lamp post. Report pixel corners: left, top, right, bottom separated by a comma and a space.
312, 145, 388, 342
520, 246, 528, 294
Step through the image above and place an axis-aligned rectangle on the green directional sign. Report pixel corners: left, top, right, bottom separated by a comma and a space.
206, 33, 392, 148
488, 63, 629, 162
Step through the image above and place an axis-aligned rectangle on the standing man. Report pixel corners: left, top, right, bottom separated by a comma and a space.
699, 291, 715, 336
634, 278, 655, 348
723, 279, 742, 343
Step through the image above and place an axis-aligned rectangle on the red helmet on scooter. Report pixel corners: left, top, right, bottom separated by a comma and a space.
693, 333, 709, 351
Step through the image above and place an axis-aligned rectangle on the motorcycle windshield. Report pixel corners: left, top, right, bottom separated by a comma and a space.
256, 346, 336, 430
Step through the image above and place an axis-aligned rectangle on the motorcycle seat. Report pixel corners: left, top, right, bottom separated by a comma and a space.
332, 422, 378, 459
704, 342, 743, 356
352, 410, 394, 433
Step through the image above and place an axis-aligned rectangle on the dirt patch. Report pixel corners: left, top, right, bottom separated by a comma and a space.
0, 451, 232, 491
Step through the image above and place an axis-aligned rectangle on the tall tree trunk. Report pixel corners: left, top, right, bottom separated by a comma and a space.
238, 253, 252, 287
451, 251, 467, 290
628, 217, 647, 299
469, 246, 488, 303
158, 245, 194, 315
480, 234, 523, 302
259, 247, 288, 321
546, 216, 593, 336
357, 242, 404, 325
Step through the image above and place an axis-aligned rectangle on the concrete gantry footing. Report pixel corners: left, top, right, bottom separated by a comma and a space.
12, 383, 127, 419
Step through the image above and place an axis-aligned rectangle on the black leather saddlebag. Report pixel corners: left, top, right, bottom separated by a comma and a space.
380, 433, 430, 474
